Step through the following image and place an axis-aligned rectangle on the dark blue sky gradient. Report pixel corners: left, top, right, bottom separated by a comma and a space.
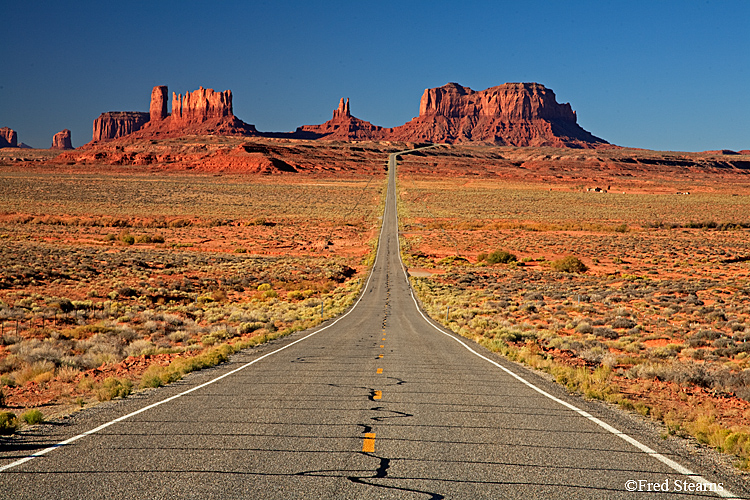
2, 0, 748, 151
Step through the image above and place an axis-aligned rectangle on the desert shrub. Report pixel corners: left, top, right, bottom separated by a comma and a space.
119, 232, 135, 245
551, 255, 588, 273
14, 360, 56, 385
21, 409, 44, 425
594, 327, 619, 339
239, 322, 264, 334
125, 339, 155, 357
575, 322, 593, 334
95, 377, 133, 401
611, 317, 637, 329
0, 411, 18, 434
56, 365, 80, 382
486, 250, 517, 265
0, 388, 5, 407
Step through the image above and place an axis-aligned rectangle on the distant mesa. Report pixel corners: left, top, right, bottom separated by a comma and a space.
84, 81, 607, 147
0, 127, 18, 148
386, 82, 608, 147
89, 85, 256, 144
294, 83, 606, 147
51, 129, 74, 150
92, 112, 150, 142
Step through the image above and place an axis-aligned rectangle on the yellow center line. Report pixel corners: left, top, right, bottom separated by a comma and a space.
373, 390, 382, 400
377, 368, 383, 374
380, 345, 384, 348
378, 354, 383, 358
362, 433, 376, 453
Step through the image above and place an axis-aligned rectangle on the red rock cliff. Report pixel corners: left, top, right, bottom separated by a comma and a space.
296, 98, 384, 141
171, 87, 233, 128
51, 129, 73, 150
150, 86, 168, 122
92, 112, 150, 142
0, 127, 18, 148
388, 82, 607, 147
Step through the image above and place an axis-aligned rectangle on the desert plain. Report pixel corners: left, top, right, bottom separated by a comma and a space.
2, 136, 750, 471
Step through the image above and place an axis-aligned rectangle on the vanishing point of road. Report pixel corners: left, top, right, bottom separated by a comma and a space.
0, 148, 745, 499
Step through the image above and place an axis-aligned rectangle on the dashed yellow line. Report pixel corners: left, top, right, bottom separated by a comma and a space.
373, 390, 382, 400
362, 433, 376, 453
377, 368, 383, 374
378, 354, 383, 358
380, 344, 384, 348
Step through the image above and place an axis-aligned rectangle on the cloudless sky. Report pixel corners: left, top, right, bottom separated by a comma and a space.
1, 0, 748, 151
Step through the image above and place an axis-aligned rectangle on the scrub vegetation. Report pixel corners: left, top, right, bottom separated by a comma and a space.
399, 157, 750, 469
0, 169, 384, 428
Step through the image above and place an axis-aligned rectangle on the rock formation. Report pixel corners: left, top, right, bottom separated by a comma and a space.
0, 127, 18, 148
92, 112, 150, 142
386, 82, 607, 147
332, 98, 350, 119
150, 86, 168, 122
51, 129, 73, 150
295, 98, 384, 141
171, 87, 233, 127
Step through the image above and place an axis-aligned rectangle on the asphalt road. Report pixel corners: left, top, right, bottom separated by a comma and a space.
0, 148, 746, 499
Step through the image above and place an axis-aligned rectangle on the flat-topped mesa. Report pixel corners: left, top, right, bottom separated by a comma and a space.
51, 129, 73, 150
418, 82, 577, 122
171, 87, 233, 128
92, 112, 150, 142
150, 85, 168, 122
332, 97, 351, 119
0, 127, 18, 148
391, 82, 607, 147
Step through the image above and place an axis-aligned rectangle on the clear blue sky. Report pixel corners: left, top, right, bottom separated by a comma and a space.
2, 0, 748, 151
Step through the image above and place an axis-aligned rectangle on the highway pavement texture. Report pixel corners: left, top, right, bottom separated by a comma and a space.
0, 149, 747, 499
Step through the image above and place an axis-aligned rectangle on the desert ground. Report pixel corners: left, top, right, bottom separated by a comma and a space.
2, 139, 750, 469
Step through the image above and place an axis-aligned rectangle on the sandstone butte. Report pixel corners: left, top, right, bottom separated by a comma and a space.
89, 86, 256, 144
0, 127, 18, 148
294, 83, 606, 147
384, 82, 608, 147
51, 129, 73, 150
296, 97, 385, 141
84, 81, 608, 147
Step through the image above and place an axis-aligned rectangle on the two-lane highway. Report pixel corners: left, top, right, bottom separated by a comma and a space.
0, 149, 744, 498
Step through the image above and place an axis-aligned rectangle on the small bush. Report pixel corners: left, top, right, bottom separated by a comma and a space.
95, 377, 133, 401
0, 411, 18, 434
611, 317, 637, 329
21, 409, 44, 425
576, 322, 593, 334
551, 255, 588, 273
486, 250, 517, 265
476, 252, 487, 262
594, 327, 619, 339
119, 233, 135, 245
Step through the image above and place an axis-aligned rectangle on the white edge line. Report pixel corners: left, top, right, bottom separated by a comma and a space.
0, 162, 397, 474
392, 153, 740, 499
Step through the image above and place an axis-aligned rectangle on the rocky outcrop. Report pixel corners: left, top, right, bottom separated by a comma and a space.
295, 98, 384, 141
0, 127, 18, 148
386, 82, 607, 147
332, 98, 350, 119
150, 86, 168, 122
171, 87, 233, 127
92, 112, 150, 142
51, 129, 73, 150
